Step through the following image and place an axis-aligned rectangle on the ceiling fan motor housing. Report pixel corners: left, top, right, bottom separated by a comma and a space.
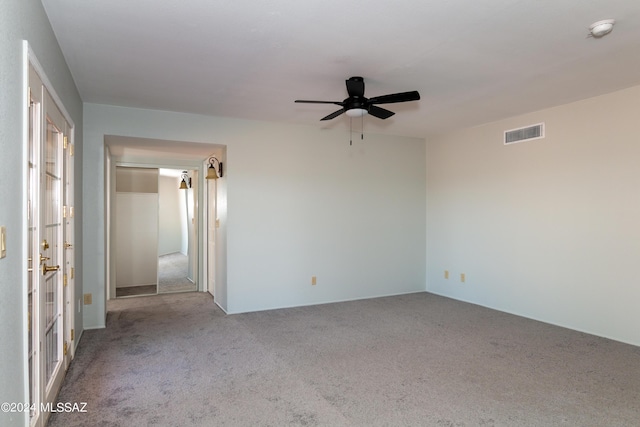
345, 96, 368, 111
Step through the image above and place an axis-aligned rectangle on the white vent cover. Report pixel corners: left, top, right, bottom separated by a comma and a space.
504, 123, 545, 145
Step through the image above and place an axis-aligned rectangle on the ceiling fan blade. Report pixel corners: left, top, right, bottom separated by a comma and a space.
346, 77, 365, 97
320, 108, 346, 121
368, 91, 420, 105
368, 105, 395, 119
295, 100, 343, 105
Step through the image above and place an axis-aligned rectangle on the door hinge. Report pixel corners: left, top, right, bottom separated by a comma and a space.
69, 143, 74, 156
71, 329, 75, 341
63, 274, 68, 287
63, 136, 68, 149
63, 341, 68, 356
70, 206, 74, 218
63, 205, 67, 218
70, 267, 74, 279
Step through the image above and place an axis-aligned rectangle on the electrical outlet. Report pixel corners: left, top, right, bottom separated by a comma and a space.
311, 276, 317, 286
83, 293, 92, 305
444, 270, 449, 279
460, 273, 466, 283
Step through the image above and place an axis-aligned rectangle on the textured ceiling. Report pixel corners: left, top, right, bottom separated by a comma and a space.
43, 0, 640, 140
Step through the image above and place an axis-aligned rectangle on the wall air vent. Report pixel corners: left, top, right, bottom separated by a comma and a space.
504, 123, 545, 145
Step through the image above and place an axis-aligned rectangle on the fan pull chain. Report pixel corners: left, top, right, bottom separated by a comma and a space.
348, 115, 365, 145
349, 117, 353, 146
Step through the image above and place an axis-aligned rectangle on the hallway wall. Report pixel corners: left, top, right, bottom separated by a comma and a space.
158, 175, 183, 256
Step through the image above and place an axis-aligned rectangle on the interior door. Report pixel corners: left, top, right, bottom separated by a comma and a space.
40, 85, 68, 413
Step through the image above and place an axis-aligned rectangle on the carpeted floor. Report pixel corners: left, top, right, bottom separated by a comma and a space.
48, 292, 640, 426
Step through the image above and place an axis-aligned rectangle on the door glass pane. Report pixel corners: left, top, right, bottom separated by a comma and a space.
43, 117, 62, 387
45, 317, 58, 382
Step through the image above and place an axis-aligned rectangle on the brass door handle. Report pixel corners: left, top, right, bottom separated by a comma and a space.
42, 263, 60, 275
40, 253, 50, 264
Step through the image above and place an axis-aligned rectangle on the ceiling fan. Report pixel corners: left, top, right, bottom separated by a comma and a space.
295, 76, 420, 121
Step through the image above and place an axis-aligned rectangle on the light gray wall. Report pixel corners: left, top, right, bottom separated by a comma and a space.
0, 1, 83, 425
83, 103, 427, 326
426, 85, 640, 346
213, 158, 228, 309
115, 167, 159, 193
159, 175, 183, 256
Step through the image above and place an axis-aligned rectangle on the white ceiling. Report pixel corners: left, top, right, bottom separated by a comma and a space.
42, 0, 640, 140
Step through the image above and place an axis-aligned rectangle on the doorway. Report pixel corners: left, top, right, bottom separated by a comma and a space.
103, 136, 226, 311
26, 58, 75, 427
113, 167, 159, 297
112, 166, 198, 298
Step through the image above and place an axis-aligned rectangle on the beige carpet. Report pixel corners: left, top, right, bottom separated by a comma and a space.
48, 292, 640, 426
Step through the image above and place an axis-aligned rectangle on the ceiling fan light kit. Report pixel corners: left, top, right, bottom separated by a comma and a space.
346, 108, 368, 117
589, 19, 615, 38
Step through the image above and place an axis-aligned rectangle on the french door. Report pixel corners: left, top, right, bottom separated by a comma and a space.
27, 61, 74, 427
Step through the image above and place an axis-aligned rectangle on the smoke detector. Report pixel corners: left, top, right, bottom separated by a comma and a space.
589, 19, 615, 38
